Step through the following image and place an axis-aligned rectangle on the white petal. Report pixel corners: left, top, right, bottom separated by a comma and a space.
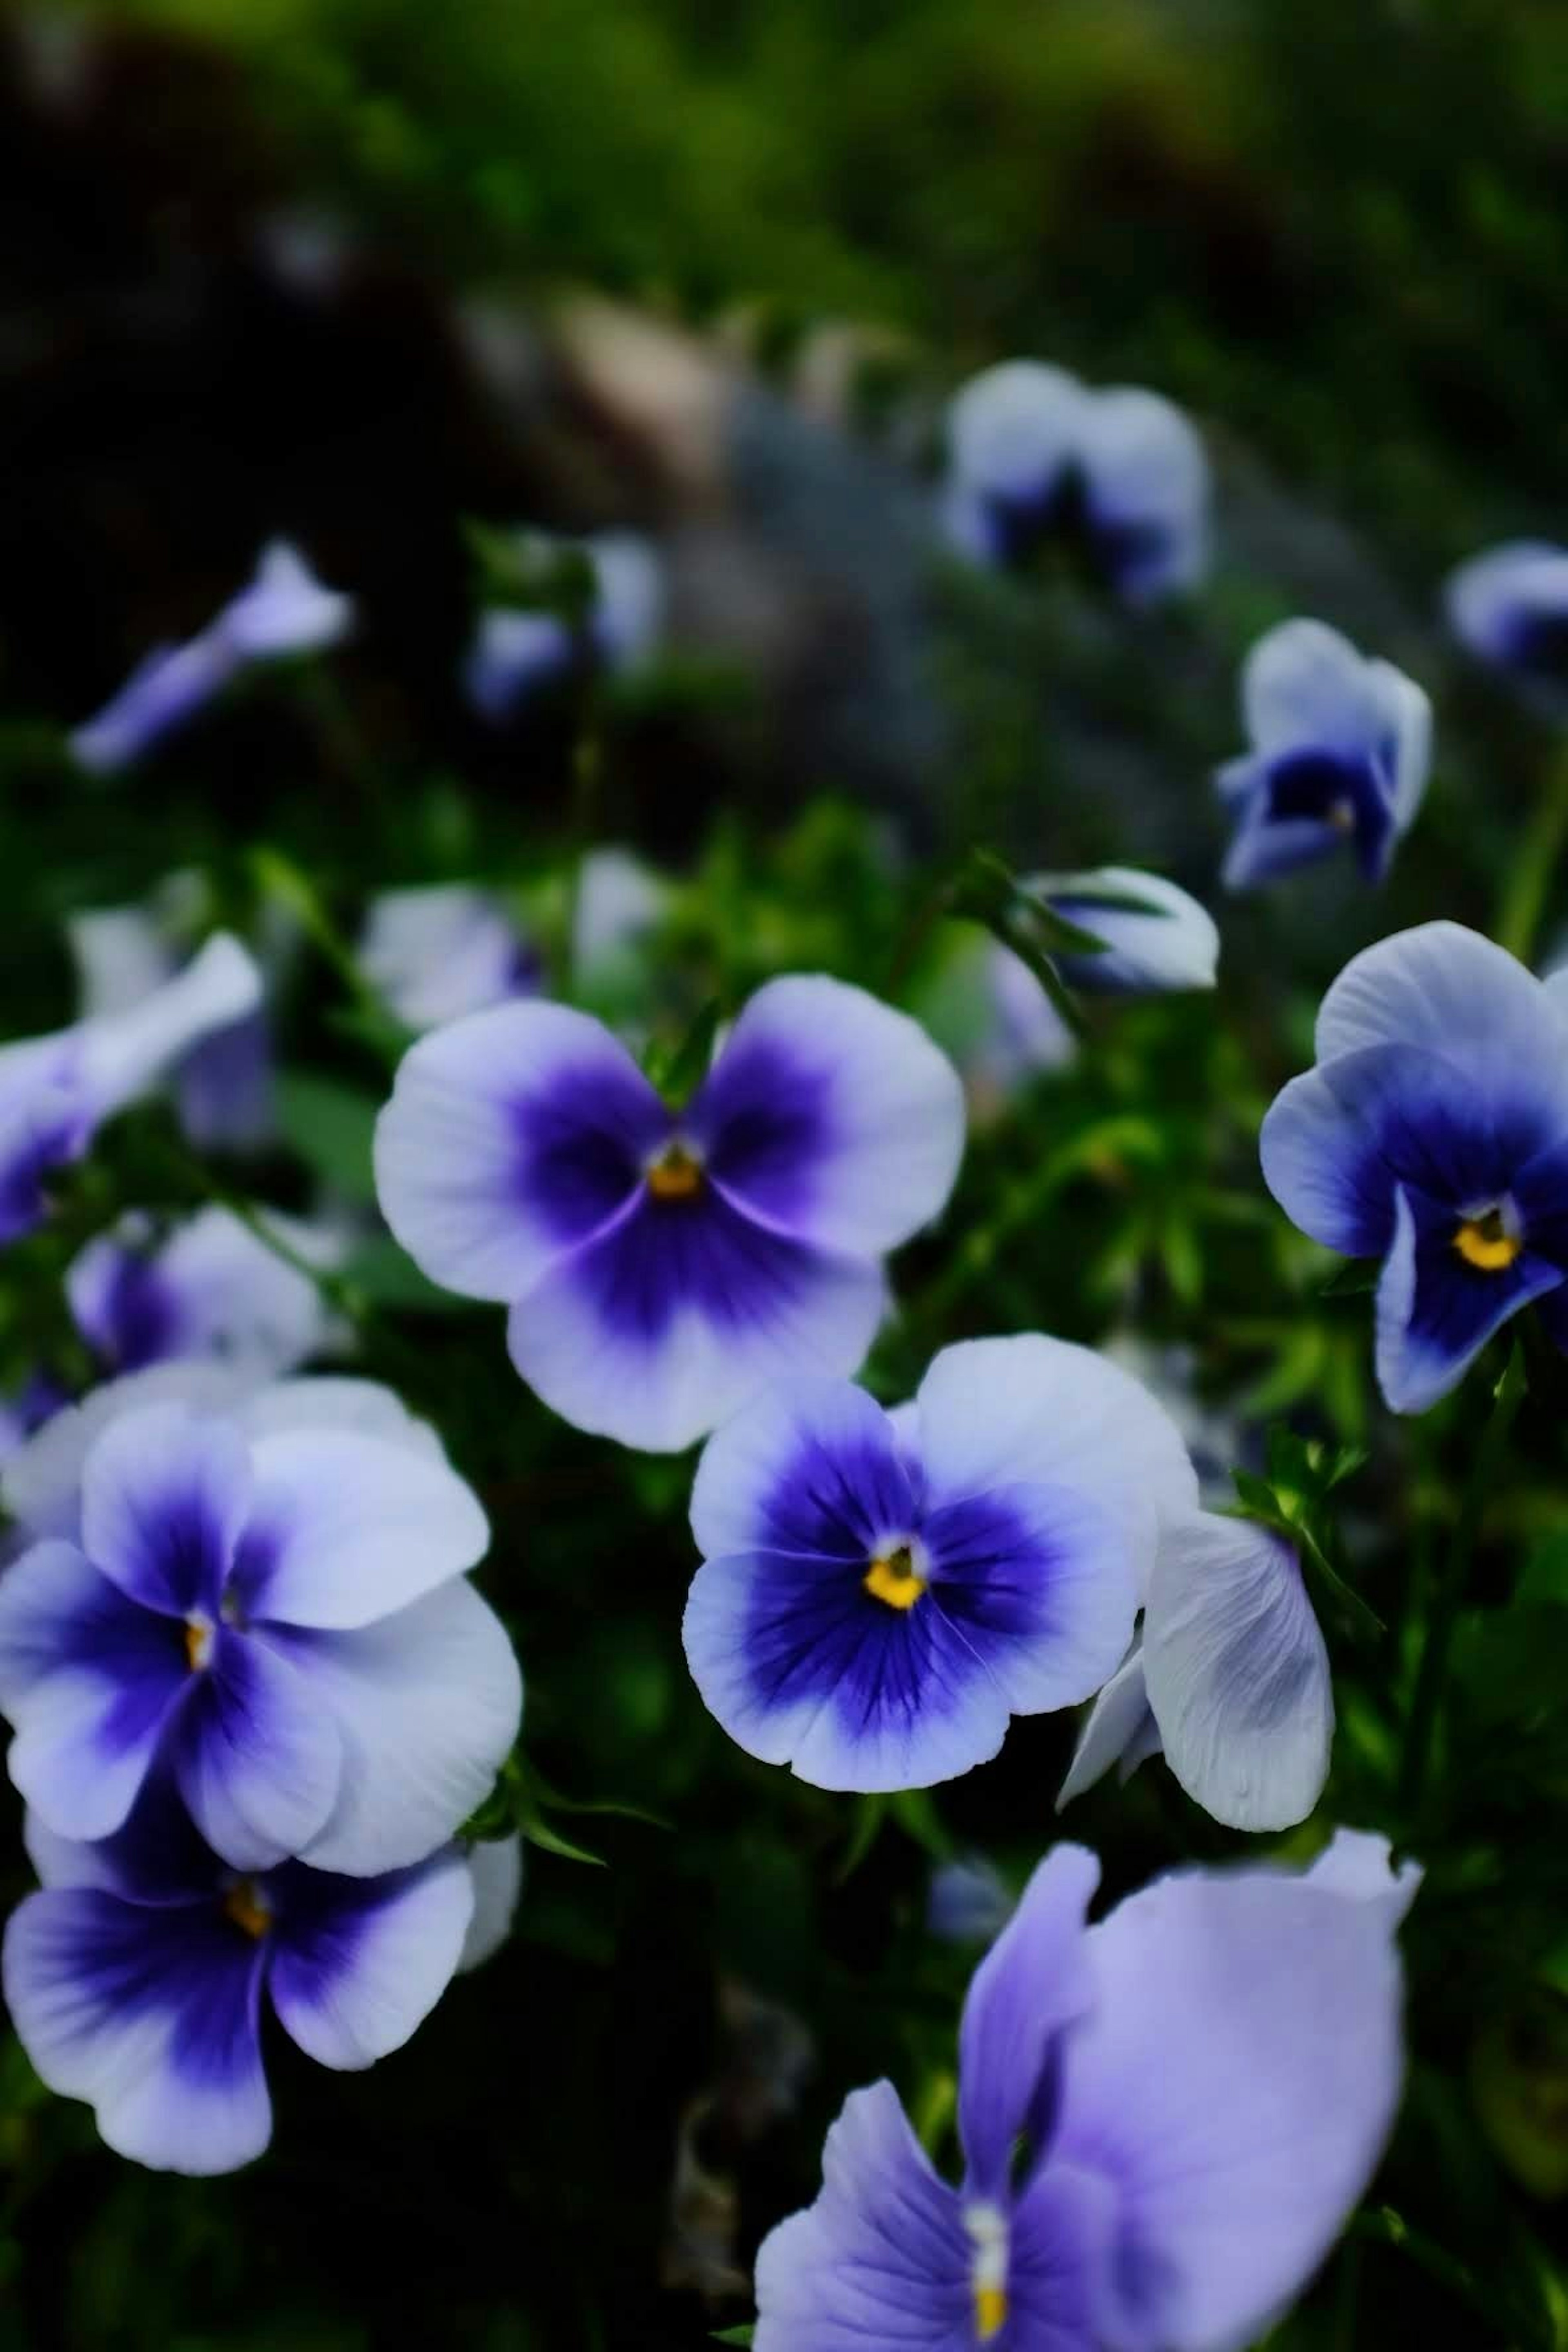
1306, 1828, 1422, 1925
1313, 924, 1568, 1110
359, 886, 531, 1031
68, 908, 172, 1019
3, 1363, 259, 1543
236, 1376, 448, 1463
1367, 661, 1432, 833
1240, 618, 1382, 757
460, 1833, 525, 1971
244, 1429, 489, 1629
947, 359, 1089, 497
76, 933, 263, 1114
270, 1846, 472, 2071
1056, 1639, 1162, 1809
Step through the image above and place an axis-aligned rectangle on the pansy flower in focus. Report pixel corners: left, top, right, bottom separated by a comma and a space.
1446, 541, 1568, 682
1218, 619, 1430, 890
1261, 922, 1568, 1411
359, 884, 542, 1032
3, 1777, 474, 2176
682, 1336, 1196, 1790
752, 1832, 1412, 2352
374, 979, 966, 1452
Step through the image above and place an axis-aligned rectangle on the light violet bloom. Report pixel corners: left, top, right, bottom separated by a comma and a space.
1218, 619, 1431, 891
67, 1207, 340, 1379
1446, 540, 1568, 679
459, 1832, 525, 1972
358, 885, 541, 1032
1261, 922, 1568, 1411
1032, 867, 1219, 996
682, 1336, 1196, 1791
0, 1394, 521, 1875
3, 1775, 473, 2175
69, 540, 353, 775
465, 530, 664, 719
943, 360, 1210, 602
0, 933, 261, 1243
374, 978, 966, 1452
753, 1832, 1410, 2352
1059, 1511, 1334, 1833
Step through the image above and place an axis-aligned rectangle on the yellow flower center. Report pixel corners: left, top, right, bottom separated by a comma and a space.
974, 2284, 1008, 2342
863, 1544, 927, 1611
223, 1880, 272, 1940
964, 2203, 1009, 2343
646, 1142, 704, 1201
1454, 1209, 1522, 1273
185, 1615, 214, 1671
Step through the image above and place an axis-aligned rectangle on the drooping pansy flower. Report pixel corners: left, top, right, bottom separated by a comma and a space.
751, 1832, 1414, 2351
1261, 922, 1568, 1411
0, 1392, 521, 1874
464, 530, 664, 719
682, 1336, 1196, 1790
942, 359, 1210, 601
1445, 541, 1568, 682
0, 933, 261, 1244
66, 1206, 341, 1379
1217, 619, 1431, 890
374, 979, 966, 1452
69, 540, 352, 775
358, 884, 541, 1032
2, 1775, 474, 2176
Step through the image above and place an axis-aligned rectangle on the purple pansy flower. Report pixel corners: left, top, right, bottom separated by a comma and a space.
942, 361, 1210, 602
1218, 619, 1431, 891
67, 1207, 340, 1379
69, 540, 352, 775
1446, 540, 1568, 682
0, 1393, 521, 1874
753, 1831, 1412, 2352
464, 530, 664, 719
358, 885, 541, 1031
682, 1336, 1196, 1791
3, 1776, 473, 2176
1261, 921, 1568, 1411
0, 933, 261, 1243
374, 979, 966, 1452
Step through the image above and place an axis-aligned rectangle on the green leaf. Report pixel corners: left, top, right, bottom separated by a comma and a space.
644, 998, 724, 1104
275, 1072, 381, 1201
710, 2328, 755, 2345
833, 1792, 888, 1884
1319, 1256, 1381, 1297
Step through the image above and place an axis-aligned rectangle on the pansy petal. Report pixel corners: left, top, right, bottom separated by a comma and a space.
1009, 2160, 1119, 2349
2, 1362, 258, 1544
1257, 1062, 1394, 1256
464, 609, 574, 719
274, 1581, 522, 1877
173, 1629, 341, 1870
360, 886, 535, 1031
508, 1201, 886, 1452
460, 1834, 524, 1972
956, 1842, 1099, 2196
69, 906, 173, 1018
690, 1377, 912, 1564
1313, 924, 1568, 1118
690, 976, 964, 1257
76, 933, 263, 1115
926, 1483, 1138, 1715
1045, 869, 1219, 996
69, 635, 238, 775
753, 2080, 973, 2352
1446, 541, 1568, 668
947, 359, 1088, 500
81, 1404, 252, 1619
3, 1888, 270, 2175
1143, 1515, 1333, 1832
1056, 1640, 1162, 1811
1375, 1185, 1559, 1414
218, 540, 352, 659
1077, 386, 1209, 598
238, 1430, 488, 1628
268, 1846, 472, 2070
375, 1001, 664, 1304
236, 1376, 448, 1462
1370, 661, 1432, 832
1240, 619, 1381, 758
1054, 1863, 1405, 2352
1306, 1828, 1423, 1925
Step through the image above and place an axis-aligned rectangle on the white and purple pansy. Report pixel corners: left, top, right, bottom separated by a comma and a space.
358, 884, 541, 1032
0, 1394, 521, 1875
753, 1832, 1411, 2352
1218, 619, 1431, 891
0, 933, 261, 1244
3, 1775, 474, 2176
1446, 540, 1568, 680
66, 1206, 341, 1379
464, 529, 664, 719
681, 1336, 1197, 1791
374, 979, 966, 1453
942, 359, 1210, 602
1033, 866, 1219, 996
1261, 921, 1568, 1412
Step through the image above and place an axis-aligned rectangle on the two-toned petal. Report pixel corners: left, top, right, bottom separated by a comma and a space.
1375, 1184, 1561, 1413
81, 1404, 251, 1619
690, 1378, 914, 1564
267, 1846, 473, 2069
172, 1630, 342, 1870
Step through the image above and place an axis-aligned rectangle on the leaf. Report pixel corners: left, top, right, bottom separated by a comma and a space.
644, 998, 724, 1104
340, 1235, 452, 1311
710, 2329, 755, 2345
833, 1793, 888, 1884
1319, 1256, 1381, 1297
275, 1072, 380, 1201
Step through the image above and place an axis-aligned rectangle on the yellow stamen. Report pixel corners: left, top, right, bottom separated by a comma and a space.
974, 2285, 1008, 2341
647, 1145, 703, 1201
1327, 797, 1356, 835
863, 1545, 927, 1611
185, 1617, 214, 1671
223, 1881, 271, 1940
1454, 1215, 1522, 1273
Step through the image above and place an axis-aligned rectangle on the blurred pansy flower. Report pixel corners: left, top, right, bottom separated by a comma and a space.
358, 885, 541, 1032
1261, 922, 1568, 1411
927, 1854, 1016, 1946
69, 540, 353, 775
465, 530, 664, 720
0, 933, 260, 1244
1446, 541, 1568, 680
1037, 866, 1219, 995
942, 359, 1210, 601
1059, 1511, 1333, 1831
374, 978, 965, 1452
682, 1336, 1196, 1791
753, 1833, 1411, 2352
3, 1775, 473, 2176
0, 1392, 520, 1873
1218, 619, 1431, 890
66, 1206, 341, 1379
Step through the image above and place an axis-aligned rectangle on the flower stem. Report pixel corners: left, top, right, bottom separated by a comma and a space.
1497, 736, 1568, 965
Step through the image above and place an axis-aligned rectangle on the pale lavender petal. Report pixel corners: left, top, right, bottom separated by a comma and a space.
235, 1375, 447, 1462
1042, 868, 1219, 996
69, 634, 238, 775
68, 1207, 330, 1379
460, 1833, 524, 1971
1445, 540, 1568, 669
76, 933, 263, 1115
947, 360, 1089, 502
1056, 1641, 1162, 1811
1239, 619, 1384, 758
587, 532, 664, 669
4, 1363, 257, 1544
69, 907, 174, 1018
358, 885, 537, 1031
1313, 924, 1568, 1114
238, 1428, 488, 1629
1077, 386, 1210, 599
268, 1845, 472, 2069
217, 539, 353, 658
80, 1403, 252, 1619
464, 608, 574, 718
173, 1628, 342, 1870
1305, 1829, 1423, 1926
956, 1842, 1098, 2196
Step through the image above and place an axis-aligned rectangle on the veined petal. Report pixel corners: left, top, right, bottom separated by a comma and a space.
1313, 924, 1568, 1119
172, 1629, 342, 1870
268, 1845, 472, 2070
238, 1428, 488, 1628
81, 1404, 252, 1619
1056, 1641, 1163, 1811
957, 1842, 1099, 2197
1009, 2161, 1119, 2349
1143, 1515, 1333, 1832
925, 1483, 1138, 1716
690, 1377, 913, 1565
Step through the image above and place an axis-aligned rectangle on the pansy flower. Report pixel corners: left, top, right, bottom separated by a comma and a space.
752, 1832, 1412, 2351
374, 979, 965, 1452
3, 1777, 473, 2176
682, 1336, 1196, 1790
465, 529, 664, 719
1261, 922, 1568, 1410
942, 360, 1210, 601
69, 540, 352, 775
358, 884, 541, 1031
0, 933, 261, 1244
67, 1206, 340, 1379
1446, 540, 1568, 682
1218, 619, 1431, 890
0, 1393, 521, 1874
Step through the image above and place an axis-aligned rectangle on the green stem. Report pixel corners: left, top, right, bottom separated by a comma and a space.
1497, 737, 1568, 964
1350, 2207, 1551, 2351
1399, 1345, 1527, 1819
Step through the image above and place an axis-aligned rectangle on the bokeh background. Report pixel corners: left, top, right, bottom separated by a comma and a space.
2, 3, 1568, 2346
